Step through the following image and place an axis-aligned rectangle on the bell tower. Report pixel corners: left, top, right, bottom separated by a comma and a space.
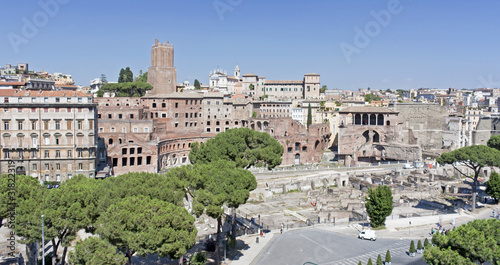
148, 39, 177, 95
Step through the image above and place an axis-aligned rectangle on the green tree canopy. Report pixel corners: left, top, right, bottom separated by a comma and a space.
365, 185, 393, 228
376, 254, 383, 265
189, 127, 284, 170
364, 93, 381, 103
102, 81, 152, 97
118, 67, 133, 83
424, 219, 500, 264
194, 79, 201, 89
320, 85, 327, 93
307, 103, 312, 128
486, 171, 500, 203
96, 195, 197, 264
385, 250, 391, 262
43, 175, 102, 264
69, 237, 127, 265
96, 172, 186, 213
135, 70, 148, 83
437, 145, 500, 212
178, 160, 257, 264
487, 135, 500, 151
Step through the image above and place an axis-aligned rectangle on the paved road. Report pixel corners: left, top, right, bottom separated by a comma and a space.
252, 228, 427, 265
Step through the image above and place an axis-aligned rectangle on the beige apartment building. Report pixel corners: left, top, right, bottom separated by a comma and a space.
0, 90, 98, 182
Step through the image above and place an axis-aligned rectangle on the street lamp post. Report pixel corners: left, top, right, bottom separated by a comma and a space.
42, 215, 45, 265
409, 221, 411, 237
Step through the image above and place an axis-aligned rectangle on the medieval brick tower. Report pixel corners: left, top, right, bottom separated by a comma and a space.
148, 39, 177, 95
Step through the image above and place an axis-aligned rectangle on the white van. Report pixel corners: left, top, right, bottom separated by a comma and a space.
358, 230, 377, 241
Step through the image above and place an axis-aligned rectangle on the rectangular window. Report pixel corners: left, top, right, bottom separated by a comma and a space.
144, 127, 149, 133
32, 163, 37, 170
78, 163, 83, 169
56, 174, 61, 181
3, 121, 9, 130
55, 108, 60, 112
18, 120, 23, 130
44, 120, 49, 130
130, 157, 135, 166
67, 121, 72, 130
31, 108, 36, 112
137, 147, 142, 154
133, 127, 138, 133
89, 120, 93, 129
32, 150, 37, 158
56, 163, 60, 170
4, 151, 9, 159
122, 157, 127, 166
32, 97, 36, 103
45, 164, 49, 170
56, 150, 60, 158
55, 121, 60, 130
118, 114, 122, 119
77, 121, 82, 130
44, 136, 50, 145
137, 156, 142, 165
55, 97, 60, 102
31, 120, 36, 130
146, 156, 151, 165
44, 150, 49, 158
122, 127, 126, 133
78, 150, 83, 158
67, 150, 72, 158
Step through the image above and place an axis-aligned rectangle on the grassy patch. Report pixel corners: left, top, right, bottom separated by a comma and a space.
372, 226, 387, 231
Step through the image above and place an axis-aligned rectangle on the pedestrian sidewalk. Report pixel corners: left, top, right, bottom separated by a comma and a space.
227, 230, 276, 265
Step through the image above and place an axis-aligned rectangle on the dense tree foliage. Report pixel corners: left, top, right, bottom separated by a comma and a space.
365, 185, 393, 228
43, 175, 101, 264
320, 85, 327, 93
486, 172, 500, 203
177, 160, 257, 265
487, 134, 500, 151
424, 219, 500, 264
376, 254, 383, 265
135, 70, 147, 83
385, 250, 391, 262
118, 67, 133, 83
307, 103, 312, 128
101, 81, 152, 97
194, 79, 201, 89
7, 174, 46, 264
69, 237, 127, 265
96, 172, 186, 212
437, 145, 500, 212
189, 127, 283, 170
97, 195, 197, 264
364, 93, 381, 103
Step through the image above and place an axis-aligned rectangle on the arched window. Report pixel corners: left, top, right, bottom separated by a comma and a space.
370, 114, 376, 125
386, 120, 391, 126
362, 114, 368, 125
108, 138, 113, 145
377, 114, 384, 125
354, 114, 361, 125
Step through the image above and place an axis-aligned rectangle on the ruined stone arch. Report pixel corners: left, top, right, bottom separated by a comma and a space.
315, 140, 320, 150
373, 131, 380, 143
362, 130, 370, 143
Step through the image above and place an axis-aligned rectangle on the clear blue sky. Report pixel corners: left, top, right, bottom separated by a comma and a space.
2, 0, 500, 90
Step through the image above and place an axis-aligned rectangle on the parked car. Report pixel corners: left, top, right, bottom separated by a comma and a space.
403, 163, 414, 169
358, 230, 377, 241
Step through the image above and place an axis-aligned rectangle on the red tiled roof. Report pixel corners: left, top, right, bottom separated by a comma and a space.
0, 89, 90, 97
0, 82, 26, 86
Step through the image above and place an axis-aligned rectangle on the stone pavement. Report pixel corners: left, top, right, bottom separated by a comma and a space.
226, 204, 497, 265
